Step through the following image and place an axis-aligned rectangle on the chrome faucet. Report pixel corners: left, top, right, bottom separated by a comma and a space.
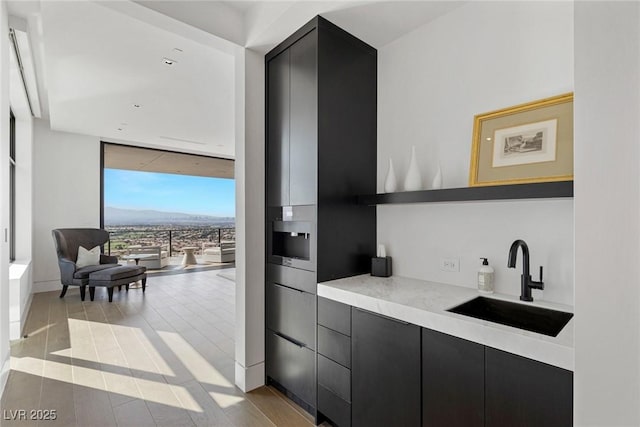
507, 239, 544, 302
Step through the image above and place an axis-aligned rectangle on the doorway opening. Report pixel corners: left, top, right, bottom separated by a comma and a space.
100, 142, 235, 275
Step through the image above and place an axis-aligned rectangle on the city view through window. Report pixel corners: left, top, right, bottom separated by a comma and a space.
104, 168, 235, 261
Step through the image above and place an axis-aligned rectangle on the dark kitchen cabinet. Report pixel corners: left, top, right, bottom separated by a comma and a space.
266, 282, 316, 350
288, 31, 317, 206
485, 347, 573, 427
267, 30, 317, 207
317, 297, 352, 427
266, 330, 316, 408
266, 49, 290, 207
266, 16, 376, 283
265, 16, 377, 418
352, 308, 421, 427
422, 328, 484, 427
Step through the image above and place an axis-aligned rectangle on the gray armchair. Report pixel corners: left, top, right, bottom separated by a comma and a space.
52, 228, 119, 300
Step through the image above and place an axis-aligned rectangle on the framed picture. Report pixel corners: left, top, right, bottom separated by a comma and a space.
469, 93, 573, 186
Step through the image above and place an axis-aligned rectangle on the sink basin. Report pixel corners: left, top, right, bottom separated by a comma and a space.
447, 296, 573, 337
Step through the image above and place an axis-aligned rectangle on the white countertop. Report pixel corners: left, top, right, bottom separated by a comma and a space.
317, 274, 574, 371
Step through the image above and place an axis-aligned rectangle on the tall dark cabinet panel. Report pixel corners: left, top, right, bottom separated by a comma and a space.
351, 308, 421, 427
316, 25, 377, 283
485, 347, 573, 427
289, 31, 318, 207
265, 16, 377, 419
422, 329, 484, 427
266, 50, 290, 207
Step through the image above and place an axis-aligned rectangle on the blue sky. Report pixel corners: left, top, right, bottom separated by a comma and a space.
104, 169, 235, 217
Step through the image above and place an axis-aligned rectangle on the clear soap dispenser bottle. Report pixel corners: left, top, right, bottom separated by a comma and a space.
478, 258, 494, 294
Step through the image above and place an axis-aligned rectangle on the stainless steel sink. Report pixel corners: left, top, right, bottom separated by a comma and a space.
447, 296, 573, 337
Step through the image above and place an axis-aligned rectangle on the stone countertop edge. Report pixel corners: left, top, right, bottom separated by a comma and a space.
317, 274, 574, 372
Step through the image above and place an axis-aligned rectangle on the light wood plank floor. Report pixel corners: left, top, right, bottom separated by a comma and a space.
1, 269, 315, 427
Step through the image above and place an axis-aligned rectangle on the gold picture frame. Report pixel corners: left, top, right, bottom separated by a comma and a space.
469, 93, 573, 187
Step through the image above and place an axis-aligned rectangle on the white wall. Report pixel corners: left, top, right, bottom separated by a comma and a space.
234, 47, 265, 392
32, 119, 101, 293
574, 2, 640, 425
377, 1, 574, 305
0, 0, 11, 399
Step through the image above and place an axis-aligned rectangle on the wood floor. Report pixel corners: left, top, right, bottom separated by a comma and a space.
0, 269, 315, 427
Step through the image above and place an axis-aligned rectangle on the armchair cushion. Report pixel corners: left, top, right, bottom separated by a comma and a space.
74, 264, 119, 280
76, 245, 101, 268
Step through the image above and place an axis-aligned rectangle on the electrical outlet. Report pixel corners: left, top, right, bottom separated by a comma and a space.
439, 257, 460, 272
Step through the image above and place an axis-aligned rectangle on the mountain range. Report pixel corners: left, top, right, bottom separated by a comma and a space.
104, 206, 234, 226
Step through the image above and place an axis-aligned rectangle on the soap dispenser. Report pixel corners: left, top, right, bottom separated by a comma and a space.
478, 258, 494, 294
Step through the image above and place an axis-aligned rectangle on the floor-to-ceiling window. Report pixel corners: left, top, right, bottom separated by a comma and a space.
9, 109, 15, 262
101, 142, 235, 271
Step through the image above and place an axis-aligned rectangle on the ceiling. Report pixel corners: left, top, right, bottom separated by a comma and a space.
39, 1, 236, 159
104, 143, 234, 178
8, 1, 465, 161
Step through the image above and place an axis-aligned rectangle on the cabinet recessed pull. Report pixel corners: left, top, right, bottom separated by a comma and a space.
273, 282, 304, 293
354, 307, 410, 325
275, 332, 307, 348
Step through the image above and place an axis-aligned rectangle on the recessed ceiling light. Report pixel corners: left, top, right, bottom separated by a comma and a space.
133, 104, 141, 108
162, 57, 177, 66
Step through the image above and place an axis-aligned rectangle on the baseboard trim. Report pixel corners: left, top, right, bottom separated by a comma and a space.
33, 280, 63, 293
235, 361, 265, 392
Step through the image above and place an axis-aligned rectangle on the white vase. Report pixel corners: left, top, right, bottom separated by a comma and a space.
431, 162, 443, 189
403, 146, 422, 191
384, 158, 397, 193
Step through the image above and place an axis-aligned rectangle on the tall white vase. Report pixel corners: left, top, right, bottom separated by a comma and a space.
403, 146, 422, 191
384, 158, 397, 193
431, 162, 443, 189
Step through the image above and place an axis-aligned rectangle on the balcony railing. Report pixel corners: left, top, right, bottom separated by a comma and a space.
106, 227, 235, 257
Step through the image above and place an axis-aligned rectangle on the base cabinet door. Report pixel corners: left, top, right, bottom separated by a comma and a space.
485, 347, 573, 427
422, 328, 484, 427
352, 308, 420, 427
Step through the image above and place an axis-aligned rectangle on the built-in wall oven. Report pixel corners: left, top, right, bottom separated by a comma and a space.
267, 205, 316, 272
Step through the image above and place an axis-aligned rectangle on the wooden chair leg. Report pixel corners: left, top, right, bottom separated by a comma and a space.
89, 286, 95, 301
107, 287, 114, 303
80, 286, 86, 301
59, 285, 68, 298
118, 285, 122, 292
142, 278, 146, 293
125, 283, 130, 292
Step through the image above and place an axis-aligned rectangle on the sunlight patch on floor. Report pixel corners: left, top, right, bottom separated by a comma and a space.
66, 318, 175, 376
157, 330, 242, 408
11, 356, 203, 412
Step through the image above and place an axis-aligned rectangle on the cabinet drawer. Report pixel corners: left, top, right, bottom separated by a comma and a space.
266, 330, 316, 407
266, 283, 315, 349
318, 325, 351, 368
318, 384, 351, 427
267, 263, 316, 294
318, 297, 351, 336
318, 354, 350, 402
